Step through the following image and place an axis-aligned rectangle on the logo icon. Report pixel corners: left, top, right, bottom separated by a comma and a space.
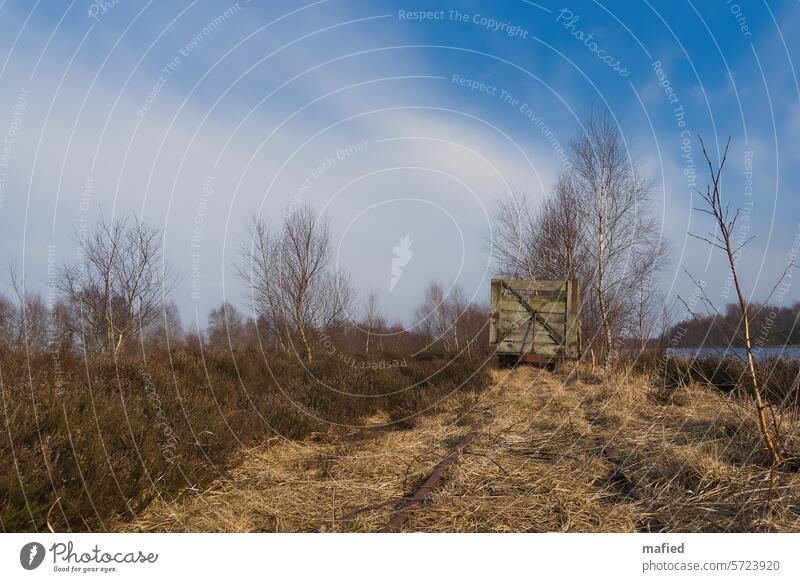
390, 234, 413, 292
20, 542, 45, 570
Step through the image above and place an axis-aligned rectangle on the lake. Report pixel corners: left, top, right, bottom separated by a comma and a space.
668, 346, 800, 361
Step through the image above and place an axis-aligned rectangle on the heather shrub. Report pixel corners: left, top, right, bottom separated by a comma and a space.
0, 347, 490, 531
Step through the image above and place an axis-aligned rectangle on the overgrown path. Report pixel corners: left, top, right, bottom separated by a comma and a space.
121, 367, 800, 532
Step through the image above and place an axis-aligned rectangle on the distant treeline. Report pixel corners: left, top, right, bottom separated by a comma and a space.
663, 302, 800, 348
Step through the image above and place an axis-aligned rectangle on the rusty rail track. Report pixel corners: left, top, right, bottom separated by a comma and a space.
380, 431, 477, 532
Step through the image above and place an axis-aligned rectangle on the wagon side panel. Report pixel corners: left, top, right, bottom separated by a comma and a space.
490, 278, 580, 361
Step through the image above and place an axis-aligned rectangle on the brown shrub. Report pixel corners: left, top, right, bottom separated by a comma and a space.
0, 347, 491, 532
628, 351, 800, 408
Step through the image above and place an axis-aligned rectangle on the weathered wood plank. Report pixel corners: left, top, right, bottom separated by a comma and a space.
489, 278, 581, 360
497, 299, 566, 314
567, 278, 580, 358
501, 289, 566, 302
497, 341, 558, 356
489, 279, 501, 344
501, 331, 561, 346
496, 313, 566, 329
492, 278, 566, 292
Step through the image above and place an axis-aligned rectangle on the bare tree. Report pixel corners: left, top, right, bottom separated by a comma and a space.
487, 189, 538, 280
488, 111, 667, 361
56, 213, 179, 355
629, 274, 664, 352
0, 293, 14, 352
488, 182, 588, 283
6, 266, 50, 351
362, 288, 383, 353
691, 136, 782, 466
534, 174, 587, 282
239, 203, 353, 361
239, 217, 286, 351
207, 302, 250, 352
413, 282, 484, 354
144, 300, 184, 351
458, 301, 488, 357
415, 281, 447, 350
569, 109, 666, 363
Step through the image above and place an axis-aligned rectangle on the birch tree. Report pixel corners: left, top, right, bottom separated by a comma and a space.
569, 110, 666, 362
240, 203, 353, 361
362, 288, 382, 353
57, 214, 178, 355
691, 136, 782, 465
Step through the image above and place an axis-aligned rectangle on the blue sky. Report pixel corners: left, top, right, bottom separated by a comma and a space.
1, 0, 799, 327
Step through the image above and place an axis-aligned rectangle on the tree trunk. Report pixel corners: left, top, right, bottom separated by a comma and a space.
597, 288, 613, 366
295, 307, 313, 362
728, 248, 781, 466
695, 135, 782, 467
596, 197, 613, 366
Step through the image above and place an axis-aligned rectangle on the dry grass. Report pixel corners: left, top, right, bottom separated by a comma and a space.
0, 348, 490, 532
118, 391, 484, 532
120, 365, 800, 532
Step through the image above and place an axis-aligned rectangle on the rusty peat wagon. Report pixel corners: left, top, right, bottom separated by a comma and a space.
489, 278, 581, 365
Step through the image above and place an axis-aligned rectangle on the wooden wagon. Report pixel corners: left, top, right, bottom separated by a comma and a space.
489, 278, 581, 365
